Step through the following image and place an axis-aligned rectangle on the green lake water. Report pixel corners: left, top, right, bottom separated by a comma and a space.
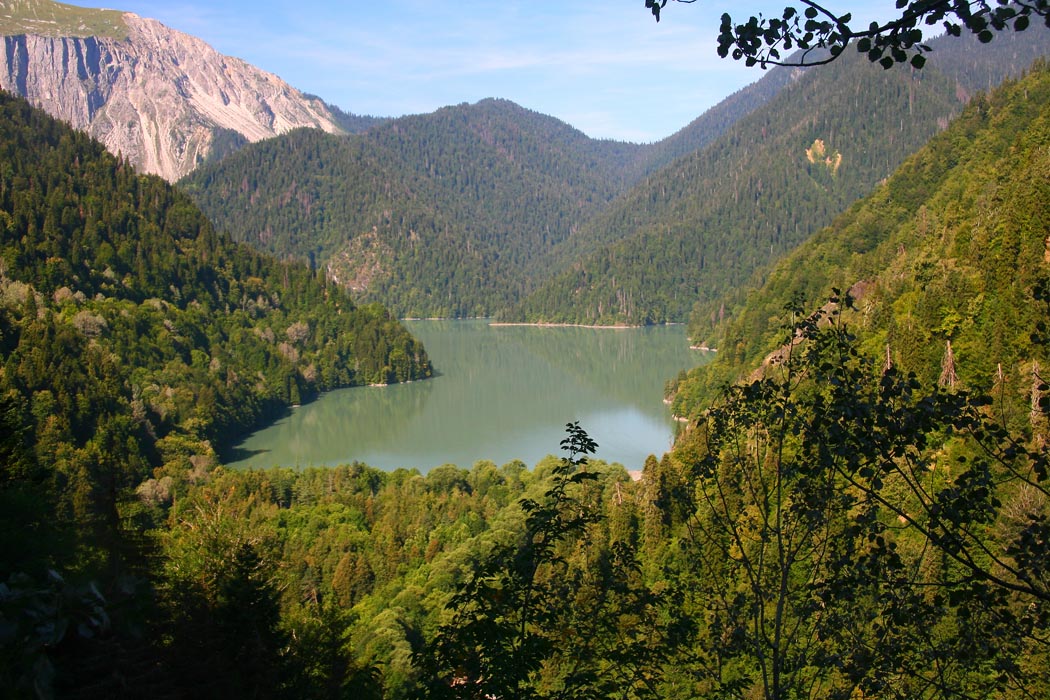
225, 319, 712, 472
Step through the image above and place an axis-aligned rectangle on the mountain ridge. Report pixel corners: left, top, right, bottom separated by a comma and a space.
0, 0, 348, 180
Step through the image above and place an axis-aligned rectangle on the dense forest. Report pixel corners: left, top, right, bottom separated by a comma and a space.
509, 29, 1050, 326
5, 55, 1050, 699
180, 100, 649, 318
0, 91, 431, 696
181, 30, 1050, 324
177, 58, 809, 320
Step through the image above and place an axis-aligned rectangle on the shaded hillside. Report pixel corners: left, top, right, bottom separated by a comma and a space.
0, 90, 430, 577
511, 29, 1050, 326
182, 99, 647, 318
181, 69, 807, 320
670, 59, 1050, 420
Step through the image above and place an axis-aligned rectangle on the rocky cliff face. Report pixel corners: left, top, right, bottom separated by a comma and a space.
0, 12, 344, 180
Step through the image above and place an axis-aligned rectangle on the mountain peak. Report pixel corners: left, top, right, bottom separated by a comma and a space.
0, 1, 346, 181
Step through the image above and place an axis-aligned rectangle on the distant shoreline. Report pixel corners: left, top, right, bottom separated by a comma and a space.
400, 317, 715, 338
488, 321, 637, 329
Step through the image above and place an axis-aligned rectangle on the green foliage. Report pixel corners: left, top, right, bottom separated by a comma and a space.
675, 59, 1050, 419
422, 423, 678, 699
181, 100, 649, 319
0, 91, 430, 695
659, 297, 1049, 698
648, 0, 1050, 70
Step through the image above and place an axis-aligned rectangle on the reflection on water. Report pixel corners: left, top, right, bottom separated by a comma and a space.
224, 320, 712, 472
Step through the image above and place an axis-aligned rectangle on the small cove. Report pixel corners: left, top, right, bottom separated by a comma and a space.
225, 319, 712, 472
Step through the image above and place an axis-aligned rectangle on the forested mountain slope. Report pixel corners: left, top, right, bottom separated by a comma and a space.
181, 64, 821, 319
182, 99, 649, 317
0, 90, 429, 605
632, 62, 1050, 700
6, 64, 1050, 700
510, 29, 1050, 325
669, 58, 1050, 422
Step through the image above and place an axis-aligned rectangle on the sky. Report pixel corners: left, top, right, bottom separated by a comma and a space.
65, 0, 897, 143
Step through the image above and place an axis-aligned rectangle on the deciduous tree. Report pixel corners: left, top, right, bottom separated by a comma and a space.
646, 0, 1050, 68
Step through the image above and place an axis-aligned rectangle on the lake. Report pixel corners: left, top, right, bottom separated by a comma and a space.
224, 319, 712, 472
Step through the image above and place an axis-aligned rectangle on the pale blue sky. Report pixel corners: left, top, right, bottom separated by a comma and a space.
68, 0, 898, 143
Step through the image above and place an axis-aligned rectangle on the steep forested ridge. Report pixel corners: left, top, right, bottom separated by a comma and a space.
183, 31, 1050, 325
0, 90, 429, 621
670, 57, 1050, 421
511, 30, 1050, 325
181, 99, 649, 318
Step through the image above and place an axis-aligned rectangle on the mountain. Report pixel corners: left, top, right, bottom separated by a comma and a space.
669, 58, 1050, 420
181, 99, 651, 318
183, 29, 1049, 322
0, 87, 433, 696
0, 0, 349, 180
180, 71, 820, 319
510, 29, 1050, 326
0, 89, 430, 539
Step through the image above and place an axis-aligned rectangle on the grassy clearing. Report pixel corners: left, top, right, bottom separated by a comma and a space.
0, 0, 127, 39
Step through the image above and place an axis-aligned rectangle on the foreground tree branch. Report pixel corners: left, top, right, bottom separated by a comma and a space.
646, 0, 1050, 68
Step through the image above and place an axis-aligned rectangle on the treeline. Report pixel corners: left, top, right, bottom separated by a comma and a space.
0, 90, 430, 695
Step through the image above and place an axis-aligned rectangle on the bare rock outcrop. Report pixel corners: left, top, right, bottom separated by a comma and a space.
0, 9, 344, 180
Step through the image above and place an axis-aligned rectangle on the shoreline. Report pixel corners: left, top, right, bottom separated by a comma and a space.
488, 321, 638, 329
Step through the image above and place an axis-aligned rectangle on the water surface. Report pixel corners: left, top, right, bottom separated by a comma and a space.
225, 320, 711, 472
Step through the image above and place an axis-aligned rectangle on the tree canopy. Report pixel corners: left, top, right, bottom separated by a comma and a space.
646, 0, 1050, 68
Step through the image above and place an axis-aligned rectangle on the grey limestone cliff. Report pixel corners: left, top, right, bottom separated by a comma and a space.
0, 7, 344, 180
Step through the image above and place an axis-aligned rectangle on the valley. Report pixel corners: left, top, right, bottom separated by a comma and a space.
1, 1, 1049, 698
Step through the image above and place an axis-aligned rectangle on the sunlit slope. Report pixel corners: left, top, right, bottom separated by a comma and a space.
670, 60, 1050, 419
